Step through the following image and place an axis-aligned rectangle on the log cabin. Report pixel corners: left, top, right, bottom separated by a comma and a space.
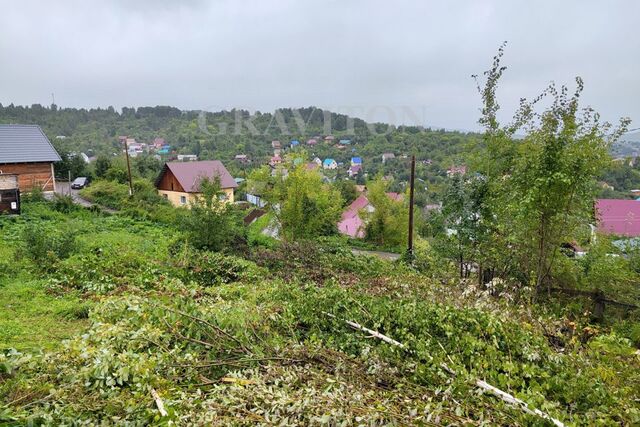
0, 124, 61, 193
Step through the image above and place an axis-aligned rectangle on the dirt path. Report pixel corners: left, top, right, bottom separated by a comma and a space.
52, 182, 117, 213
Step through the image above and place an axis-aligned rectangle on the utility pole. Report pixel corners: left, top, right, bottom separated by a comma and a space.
407, 154, 416, 259
124, 139, 134, 197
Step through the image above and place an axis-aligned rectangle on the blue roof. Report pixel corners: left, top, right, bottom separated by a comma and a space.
323, 158, 335, 166
290, 140, 300, 145
351, 157, 362, 164
339, 139, 351, 144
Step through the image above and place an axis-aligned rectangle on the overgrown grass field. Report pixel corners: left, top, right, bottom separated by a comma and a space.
1, 201, 639, 425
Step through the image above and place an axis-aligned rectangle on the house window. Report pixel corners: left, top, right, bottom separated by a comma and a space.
218, 193, 228, 201
180, 195, 187, 205
162, 194, 168, 199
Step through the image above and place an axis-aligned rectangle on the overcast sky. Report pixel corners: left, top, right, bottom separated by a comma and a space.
0, 0, 637, 130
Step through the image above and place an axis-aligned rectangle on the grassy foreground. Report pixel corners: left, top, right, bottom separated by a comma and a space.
0, 202, 639, 425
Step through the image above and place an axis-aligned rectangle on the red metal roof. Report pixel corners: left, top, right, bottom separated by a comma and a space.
163, 160, 237, 192
596, 199, 640, 236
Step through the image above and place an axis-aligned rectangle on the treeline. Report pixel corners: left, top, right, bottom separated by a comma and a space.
0, 103, 479, 204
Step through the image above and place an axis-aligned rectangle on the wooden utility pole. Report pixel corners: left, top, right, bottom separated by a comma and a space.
124, 139, 134, 197
407, 154, 416, 257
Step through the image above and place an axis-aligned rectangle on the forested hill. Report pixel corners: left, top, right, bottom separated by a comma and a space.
0, 103, 479, 176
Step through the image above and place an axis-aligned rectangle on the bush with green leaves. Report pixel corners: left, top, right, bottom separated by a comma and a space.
50, 193, 78, 214
172, 245, 263, 286
179, 178, 246, 252
79, 179, 129, 208
15, 222, 78, 271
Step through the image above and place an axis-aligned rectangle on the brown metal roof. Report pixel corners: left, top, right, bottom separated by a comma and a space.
156, 160, 237, 193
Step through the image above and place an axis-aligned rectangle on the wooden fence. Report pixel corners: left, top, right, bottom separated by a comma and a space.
549, 287, 638, 322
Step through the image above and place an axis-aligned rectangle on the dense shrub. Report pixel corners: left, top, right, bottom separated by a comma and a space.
15, 223, 78, 271
79, 179, 129, 208
20, 186, 45, 203
173, 246, 263, 286
179, 179, 246, 252
50, 193, 79, 214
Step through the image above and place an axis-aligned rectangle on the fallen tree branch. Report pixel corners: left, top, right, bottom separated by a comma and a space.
154, 302, 251, 354
325, 312, 565, 427
323, 312, 405, 348
475, 380, 563, 427
151, 388, 168, 417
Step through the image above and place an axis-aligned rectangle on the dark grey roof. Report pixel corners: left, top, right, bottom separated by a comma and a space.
0, 124, 61, 164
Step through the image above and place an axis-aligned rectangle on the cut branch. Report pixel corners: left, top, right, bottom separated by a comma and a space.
325, 312, 565, 427
323, 312, 405, 348
151, 388, 168, 417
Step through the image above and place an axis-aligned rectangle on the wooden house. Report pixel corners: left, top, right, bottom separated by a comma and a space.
0, 124, 61, 193
155, 160, 237, 207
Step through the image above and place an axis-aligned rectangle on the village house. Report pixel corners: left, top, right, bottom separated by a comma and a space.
306, 138, 317, 146
324, 135, 335, 142
322, 158, 337, 170
155, 160, 237, 207
290, 139, 300, 148
235, 154, 250, 164
446, 165, 467, 177
598, 181, 614, 191
271, 140, 281, 149
127, 142, 147, 158
337, 192, 403, 238
153, 138, 166, 149
382, 152, 395, 163
595, 199, 640, 237
177, 154, 198, 162
0, 124, 61, 193
351, 157, 362, 167
157, 145, 171, 155
270, 155, 282, 167
348, 164, 362, 177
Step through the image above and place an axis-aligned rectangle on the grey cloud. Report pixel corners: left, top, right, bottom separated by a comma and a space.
0, 0, 637, 131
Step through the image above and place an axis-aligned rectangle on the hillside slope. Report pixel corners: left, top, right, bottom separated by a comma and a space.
1, 202, 638, 425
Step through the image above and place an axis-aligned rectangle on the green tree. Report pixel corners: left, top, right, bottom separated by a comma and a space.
473, 43, 631, 294
181, 178, 245, 252
250, 161, 343, 240
335, 179, 358, 206
278, 166, 343, 240
94, 155, 111, 178
363, 177, 408, 248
